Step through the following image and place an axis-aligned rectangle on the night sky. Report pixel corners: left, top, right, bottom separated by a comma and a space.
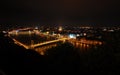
0, 0, 120, 26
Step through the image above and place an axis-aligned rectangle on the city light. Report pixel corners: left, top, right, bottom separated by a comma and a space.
69, 34, 76, 39
46, 31, 49, 34
76, 34, 80, 36
8, 27, 105, 56
83, 33, 87, 36
58, 26, 63, 31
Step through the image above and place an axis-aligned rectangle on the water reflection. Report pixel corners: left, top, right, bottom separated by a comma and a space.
35, 44, 57, 55
69, 39, 103, 52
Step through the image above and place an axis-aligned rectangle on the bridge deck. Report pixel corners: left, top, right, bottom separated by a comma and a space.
31, 38, 68, 48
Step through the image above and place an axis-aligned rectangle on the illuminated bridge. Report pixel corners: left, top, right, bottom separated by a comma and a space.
30, 38, 68, 48
12, 38, 68, 50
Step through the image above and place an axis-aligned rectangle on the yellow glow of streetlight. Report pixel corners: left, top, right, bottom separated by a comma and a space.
46, 31, 49, 34
58, 26, 63, 31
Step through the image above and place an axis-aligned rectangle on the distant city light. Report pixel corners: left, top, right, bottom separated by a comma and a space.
108, 30, 114, 32
46, 31, 49, 34
2, 31, 7, 33
16, 30, 19, 32
29, 30, 31, 34
35, 26, 38, 30
15, 30, 19, 35
103, 28, 107, 31
58, 26, 63, 31
83, 33, 87, 36
76, 34, 80, 36
69, 34, 76, 39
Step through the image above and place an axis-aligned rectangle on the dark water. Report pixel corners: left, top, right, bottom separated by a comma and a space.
10, 33, 56, 46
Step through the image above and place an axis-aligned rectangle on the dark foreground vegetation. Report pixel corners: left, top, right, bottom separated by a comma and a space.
0, 31, 120, 75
